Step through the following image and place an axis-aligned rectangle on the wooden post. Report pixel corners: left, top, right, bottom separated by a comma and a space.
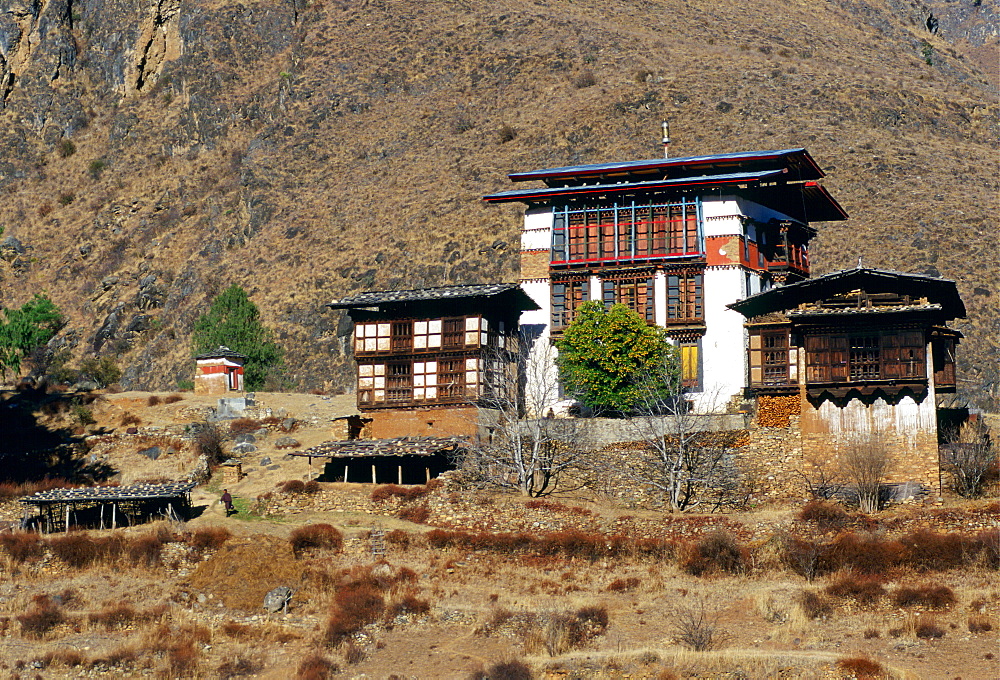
425, 467, 430, 483
343, 464, 349, 483
99, 504, 104, 530
112, 503, 117, 530
398, 465, 402, 485
371, 464, 377, 485
64, 504, 70, 533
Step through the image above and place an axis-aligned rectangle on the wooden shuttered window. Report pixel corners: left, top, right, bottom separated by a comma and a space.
602, 276, 655, 321
551, 278, 588, 330
749, 329, 791, 387
666, 272, 703, 321
933, 336, 956, 388
680, 341, 700, 389
805, 331, 926, 383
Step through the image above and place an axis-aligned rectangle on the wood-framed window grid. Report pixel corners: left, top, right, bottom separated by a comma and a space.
551, 276, 588, 331
551, 198, 702, 266
601, 272, 655, 322
666, 270, 704, 322
805, 330, 926, 383
385, 361, 412, 403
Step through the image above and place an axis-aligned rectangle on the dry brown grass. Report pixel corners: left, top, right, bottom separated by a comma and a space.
290, 523, 343, 556
188, 535, 305, 610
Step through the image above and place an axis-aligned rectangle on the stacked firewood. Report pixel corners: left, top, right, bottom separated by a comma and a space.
755, 395, 801, 427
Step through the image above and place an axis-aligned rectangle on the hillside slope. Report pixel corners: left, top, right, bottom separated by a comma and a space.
0, 0, 997, 405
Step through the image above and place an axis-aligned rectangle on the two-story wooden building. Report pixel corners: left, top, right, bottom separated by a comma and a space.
327, 283, 539, 438
484, 148, 847, 414
729, 266, 965, 494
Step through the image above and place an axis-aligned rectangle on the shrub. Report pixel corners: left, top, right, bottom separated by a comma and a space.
303, 480, 321, 494
473, 660, 533, 680
783, 536, 827, 581
573, 70, 597, 88
0, 532, 44, 562
825, 573, 885, 606
899, 530, 968, 571
914, 616, 945, 639
836, 657, 884, 679
88, 604, 165, 629
189, 527, 231, 551
325, 582, 385, 645
797, 500, 850, 529
498, 123, 517, 143
525, 499, 568, 512
290, 524, 343, 556
49, 533, 107, 568
127, 532, 165, 566
229, 418, 261, 435
297, 654, 338, 680
88, 158, 107, 179
397, 504, 430, 523
863, 628, 880, 639
827, 532, 904, 574
370, 483, 436, 502
58, 192, 75, 206
672, 602, 724, 651
892, 584, 956, 609
385, 529, 410, 548
119, 412, 141, 426
147, 395, 161, 406
968, 614, 993, 633
194, 423, 224, 464
17, 600, 63, 636
281, 479, 306, 494
606, 577, 640, 592
681, 531, 745, 576
387, 594, 431, 618
57, 139, 76, 158
164, 394, 184, 404
217, 654, 263, 678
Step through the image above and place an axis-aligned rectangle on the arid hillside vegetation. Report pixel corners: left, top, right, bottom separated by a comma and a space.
0, 0, 996, 404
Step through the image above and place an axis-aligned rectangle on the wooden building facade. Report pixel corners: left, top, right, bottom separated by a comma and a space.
484, 148, 848, 414
729, 267, 966, 495
327, 283, 539, 438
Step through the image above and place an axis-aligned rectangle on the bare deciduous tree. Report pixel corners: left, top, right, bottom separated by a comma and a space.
672, 600, 728, 651
841, 431, 892, 513
459, 333, 590, 497
940, 418, 996, 498
612, 358, 748, 511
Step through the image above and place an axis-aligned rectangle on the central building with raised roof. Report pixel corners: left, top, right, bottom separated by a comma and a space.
484, 148, 848, 414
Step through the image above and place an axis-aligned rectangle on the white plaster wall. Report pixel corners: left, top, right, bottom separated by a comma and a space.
693, 266, 748, 413
519, 278, 562, 417
700, 197, 743, 237
815, 394, 937, 448
521, 207, 553, 250
653, 271, 667, 325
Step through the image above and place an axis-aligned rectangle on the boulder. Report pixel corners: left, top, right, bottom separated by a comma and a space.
138, 446, 161, 460
263, 586, 293, 614
281, 418, 297, 432
236, 433, 256, 444
275, 436, 300, 449
259, 457, 272, 466
232, 442, 257, 454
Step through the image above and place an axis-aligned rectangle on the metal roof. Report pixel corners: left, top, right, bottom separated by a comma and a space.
507, 148, 824, 184
484, 169, 788, 203
728, 267, 967, 320
327, 282, 539, 311
20, 481, 197, 505
195, 345, 247, 360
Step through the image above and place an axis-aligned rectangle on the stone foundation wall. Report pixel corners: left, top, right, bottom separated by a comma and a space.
369, 407, 480, 439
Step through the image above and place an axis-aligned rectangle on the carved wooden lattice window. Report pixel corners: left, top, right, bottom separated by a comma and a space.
551, 277, 588, 330
442, 318, 464, 348
385, 362, 412, 403
390, 321, 412, 352
806, 331, 925, 383
601, 276, 654, 321
437, 358, 465, 400
666, 272, 704, 321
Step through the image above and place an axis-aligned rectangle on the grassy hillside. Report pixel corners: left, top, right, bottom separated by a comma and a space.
0, 0, 996, 405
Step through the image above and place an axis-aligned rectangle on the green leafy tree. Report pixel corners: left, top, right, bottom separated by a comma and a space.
0, 294, 64, 378
191, 285, 282, 390
556, 301, 678, 414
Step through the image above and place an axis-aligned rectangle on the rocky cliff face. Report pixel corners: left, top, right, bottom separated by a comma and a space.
0, 0, 997, 406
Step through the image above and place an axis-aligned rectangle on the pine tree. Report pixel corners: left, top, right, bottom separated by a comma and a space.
191, 285, 283, 390
0, 294, 63, 377
556, 301, 678, 414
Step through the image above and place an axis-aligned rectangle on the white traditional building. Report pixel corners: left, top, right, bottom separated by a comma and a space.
484, 148, 848, 414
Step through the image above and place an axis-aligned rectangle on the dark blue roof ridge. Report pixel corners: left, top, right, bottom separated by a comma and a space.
508, 148, 818, 182
728, 267, 966, 319
327, 282, 540, 311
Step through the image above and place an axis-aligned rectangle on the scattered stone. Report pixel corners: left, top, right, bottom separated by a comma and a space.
101, 275, 120, 289
263, 586, 293, 614
275, 436, 300, 449
138, 446, 161, 460
281, 417, 296, 431
233, 442, 257, 454
266, 464, 281, 471
275, 408, 288, 418
259, 457, 272, 466
126, 427, 138, 435
236, 433, 256, 444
